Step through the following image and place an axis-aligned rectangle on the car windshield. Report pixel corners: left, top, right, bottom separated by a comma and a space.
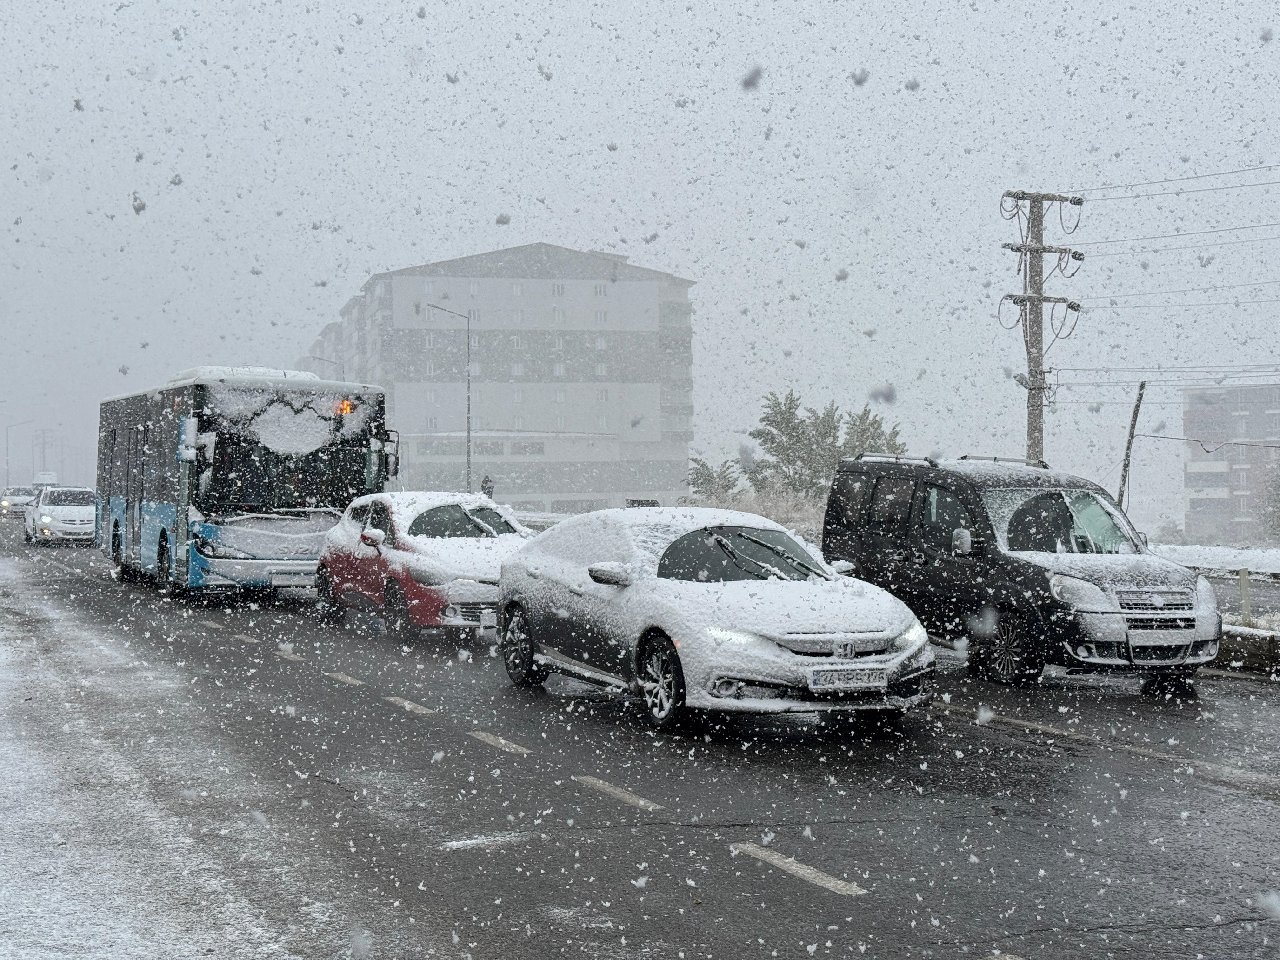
658, 525, 827, 582
407, 503, 516, 539
4, 487, 35, 498
983, 487, 1139, 555
46, 489, 95, 506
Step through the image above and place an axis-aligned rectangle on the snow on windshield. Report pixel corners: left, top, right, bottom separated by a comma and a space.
983, 487, 1139, 555
206, 385, 372, 456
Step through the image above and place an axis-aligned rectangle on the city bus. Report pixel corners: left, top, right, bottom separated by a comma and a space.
96, 367, 397, 594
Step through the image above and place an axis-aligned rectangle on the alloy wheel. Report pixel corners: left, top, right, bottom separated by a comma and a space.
501, 607, 546, 687
639, 636, 684, 724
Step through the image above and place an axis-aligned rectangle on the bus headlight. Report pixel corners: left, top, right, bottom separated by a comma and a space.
193, 537, 255, 560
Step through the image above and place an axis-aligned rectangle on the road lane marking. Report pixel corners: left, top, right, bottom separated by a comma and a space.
384, 696, 435, 715
438, 831, 536, 852
730, 842, 867, 896
938, 703, 1276, 789
275, 649, 304, 662
467, 731, 531, 755
203, 622, 227, 632
323, 671, 363, 687
571, 775, 664, 813
234, 633, 260, 644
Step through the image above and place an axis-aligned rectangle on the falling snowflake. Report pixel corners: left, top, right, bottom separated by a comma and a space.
741, 65, 763, 90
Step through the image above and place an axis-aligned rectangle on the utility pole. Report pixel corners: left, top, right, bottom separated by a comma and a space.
1117, 380, 1147, 508
1001, 190, 1085, 462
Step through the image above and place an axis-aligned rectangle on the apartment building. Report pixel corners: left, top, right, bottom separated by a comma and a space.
302, 243, 695, 511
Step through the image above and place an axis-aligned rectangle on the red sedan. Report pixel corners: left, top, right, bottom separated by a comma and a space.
316, 492, 531, 637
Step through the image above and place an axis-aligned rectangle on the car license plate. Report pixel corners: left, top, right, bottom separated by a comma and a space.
810, 667, 888, 692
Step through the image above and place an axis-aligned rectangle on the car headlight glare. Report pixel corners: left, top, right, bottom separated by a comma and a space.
890, 619, 929, 654
40, 515, 52, 523
1049, 574, 1113, 611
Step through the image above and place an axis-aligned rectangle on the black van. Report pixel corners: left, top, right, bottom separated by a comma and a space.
821, 454, 1221, 684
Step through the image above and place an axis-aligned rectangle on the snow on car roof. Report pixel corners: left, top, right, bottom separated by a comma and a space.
347, 491, 525, 528
933, 458, 1105, 492
167, 366, 383, 394
572, 507, 792, 567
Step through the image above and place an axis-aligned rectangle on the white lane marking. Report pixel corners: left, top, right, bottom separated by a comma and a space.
571, 775, 664, 813
275, 650, 304, 662
730, 842, 867, 896
234, 633, 261, 644
384, 696, 435, 715
437, 831, 536, 852
939, 703, 1275, 787
323, 671, 363, 687
467, 730, 531, 755
203, 622, 227, 632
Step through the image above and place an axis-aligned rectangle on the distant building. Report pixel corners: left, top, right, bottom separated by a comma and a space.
1183, 384, 1280, 544
301, 243, 695, 511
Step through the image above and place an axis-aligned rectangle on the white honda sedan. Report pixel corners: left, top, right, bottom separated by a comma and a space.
497, 507, 935, 727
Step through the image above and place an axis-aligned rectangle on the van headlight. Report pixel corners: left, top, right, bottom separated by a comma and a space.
1195, 575, 1218, 612
1049, 574, 1113, 611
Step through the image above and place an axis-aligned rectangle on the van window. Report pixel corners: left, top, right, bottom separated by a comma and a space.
866, 476, 916, 532
916, 485, 975, 554
827, 474, 869, 529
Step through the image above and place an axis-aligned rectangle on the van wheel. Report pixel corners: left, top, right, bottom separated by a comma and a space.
975, 612, 1045, 685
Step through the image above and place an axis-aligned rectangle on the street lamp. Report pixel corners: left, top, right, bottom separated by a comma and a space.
426, 302, 473, 493
307, 354, 347, 381
4, 419, 34, 489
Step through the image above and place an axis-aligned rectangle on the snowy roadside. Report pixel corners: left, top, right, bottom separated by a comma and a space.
1153, 543, 1280, 576
0, 557, 408, 959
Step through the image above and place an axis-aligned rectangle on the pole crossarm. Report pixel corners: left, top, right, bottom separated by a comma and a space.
1003, 190, 1085, 205
1002, 293, 1082, 311
1002, 243, 1085, 260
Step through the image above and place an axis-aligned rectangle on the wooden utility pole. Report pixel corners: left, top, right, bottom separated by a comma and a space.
1117, 379, 1147, 508
1001, 190, 1085, 462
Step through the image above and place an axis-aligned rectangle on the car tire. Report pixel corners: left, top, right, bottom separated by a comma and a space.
500, 604, 548, 687
23, 526, 33, 543
314, 567, 345, 626
975, 611, 1045, 685
638, 632, 687, 728
383, 581, 415, 641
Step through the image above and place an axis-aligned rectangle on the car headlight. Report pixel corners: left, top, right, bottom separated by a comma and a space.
1049, 574, 1113, 611
40, 515, 52, 524
889, 619, 929, 654
409, 566, 447, 586
1, 500, 9, 507
705, 627, 760, 645
1195, 575, 1219, 612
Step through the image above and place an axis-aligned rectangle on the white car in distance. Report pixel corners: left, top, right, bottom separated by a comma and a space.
498, 507, 936, 727
25, 486, 97, 545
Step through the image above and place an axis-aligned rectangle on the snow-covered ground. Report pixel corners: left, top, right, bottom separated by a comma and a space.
1152, 544, 1280, 575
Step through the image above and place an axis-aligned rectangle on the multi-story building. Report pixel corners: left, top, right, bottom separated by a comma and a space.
301, 243, 695, 512
1183, 383, 1280, 544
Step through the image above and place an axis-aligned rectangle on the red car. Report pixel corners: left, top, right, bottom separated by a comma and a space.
316, 492, 532, 637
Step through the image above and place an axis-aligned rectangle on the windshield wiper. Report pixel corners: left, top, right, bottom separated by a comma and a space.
463, 509, 499, 538
737, 531, 829, 580
711, 533, 782, 581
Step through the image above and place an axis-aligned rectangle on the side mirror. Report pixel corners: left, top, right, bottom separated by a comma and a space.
829, 559, 856, 576
360, 528, 387, 549
952, 528, 973, 556
1137, 531, 1149, 549
179, 416, 199, 463
386, 453, 400, 479
588, 562, 632, 587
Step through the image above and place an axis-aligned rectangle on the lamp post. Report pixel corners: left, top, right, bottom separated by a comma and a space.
426, 302, 473, 493
307, 354, 347, 381
4, 419, 34, 489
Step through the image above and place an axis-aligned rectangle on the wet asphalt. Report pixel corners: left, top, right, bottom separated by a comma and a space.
2, 524, 1278, 959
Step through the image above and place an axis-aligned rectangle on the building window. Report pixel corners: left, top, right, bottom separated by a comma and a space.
554, 387, 566, 403
476, 439, 504, 456
598, 413, 608, 431
469, 280, 479, 297
512, 309, 524, 324
426, 416, 438, 430
514, 415, 525, 430
467, 308, 480, 323
555, 414, 566, 430
552, 282, 565, 296
428, 359, 440, 376
595, 362, 608, 377
596, 388, 609, 402
595, 309, 608, 324
470, 332, 480, 348
511, 440, 545, 456
513, 386, 524, 404
595, 335, 607, 350
511, 362, 525, 377
552, 305, 563, 323
423, 280, 434, 296
511, 334, 524, 350
554, 334, 565, 350
427, 388, 437, 404
425, 331, 436, 348
512, 282, 522, 297
553, 362, 566, 377
594, 283, 608, 296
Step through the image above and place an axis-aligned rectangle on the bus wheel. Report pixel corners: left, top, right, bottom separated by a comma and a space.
155, 535, 170, 589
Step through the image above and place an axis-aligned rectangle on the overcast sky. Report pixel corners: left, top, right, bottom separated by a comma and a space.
4, 0, 1279, 530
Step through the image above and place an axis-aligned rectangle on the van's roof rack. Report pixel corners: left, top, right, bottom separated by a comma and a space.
958, 454, 1050, 469
849, 453, 939, 467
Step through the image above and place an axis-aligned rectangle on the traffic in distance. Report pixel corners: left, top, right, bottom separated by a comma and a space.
8, 367, 1224, 730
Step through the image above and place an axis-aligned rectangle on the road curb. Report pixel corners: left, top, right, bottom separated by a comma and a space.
1220, 625, 1280, 679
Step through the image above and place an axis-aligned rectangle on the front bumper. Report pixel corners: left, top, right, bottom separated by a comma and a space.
1, 505, 32, 518
33, 522, 95, 542
1050, 610, 1221, 672
405, 578, 499, 629
191, 554, 319, 595
683, 633, 937, 714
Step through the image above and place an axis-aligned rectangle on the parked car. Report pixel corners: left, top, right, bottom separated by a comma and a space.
497, 507, 935, 727
1, 486, 37, 519
821, 454, 1221, 684
317, 492, 531, 636
24, 486, 97, 545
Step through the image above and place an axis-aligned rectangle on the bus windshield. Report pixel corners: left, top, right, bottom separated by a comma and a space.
195, 386, 382, 512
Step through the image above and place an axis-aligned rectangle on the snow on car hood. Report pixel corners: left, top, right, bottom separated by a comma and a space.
1011, 550, 1197, 590
38, 505, 95, 522
654, 576, 916, 643
392, 534, 527, 584
194, 510, 341, 560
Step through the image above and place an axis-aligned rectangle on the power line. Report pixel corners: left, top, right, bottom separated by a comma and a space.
1057, 363, 1280, 372
1067, 163, 1280, 194
1135, 433, 1280, 452
1079, 278, 1280, 301
1086, 234, 1280, 258
1072, 221, 1280, 246
1085, 178, 1280, 202
1083, 297, 1280, 310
